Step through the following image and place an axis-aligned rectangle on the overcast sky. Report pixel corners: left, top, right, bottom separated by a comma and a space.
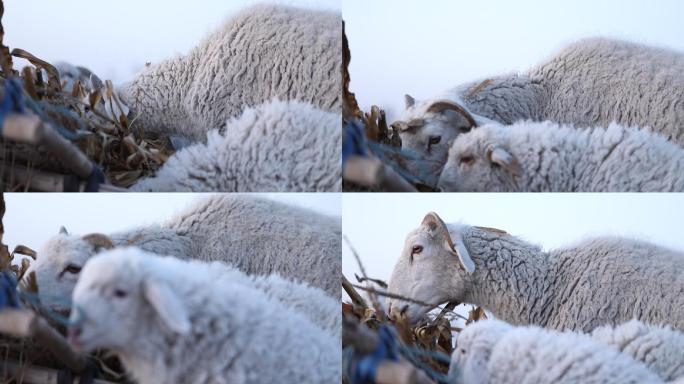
342, 193, 684, 309
345, 0, 684, 122
3, 193, 340, 255
3, 0, 340, 84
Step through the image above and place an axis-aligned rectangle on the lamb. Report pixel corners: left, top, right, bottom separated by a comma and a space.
27, 194, 341, 313
118, 4, 341, 142
131, 99, 342, 192
397, 38, 684, 187
448, 319, 669, 384
386, 212, 684, 332
591, 320, 684, 382
67, 248, 340, 384
437, 121, 684, 192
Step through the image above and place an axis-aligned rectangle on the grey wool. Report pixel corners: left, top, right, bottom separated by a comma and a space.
448, 319, 667, 384
131, 100, 342, 192
438, 121, 684, 192
457, 37, 684, 143
387, 213, 684, 332
119, 4, 341, 142
591, 320, 684, 382
70, 248, 340, 384
29, 194, 341, 313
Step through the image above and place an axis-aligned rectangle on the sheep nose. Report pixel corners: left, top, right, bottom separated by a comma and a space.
67, 326, 82, 344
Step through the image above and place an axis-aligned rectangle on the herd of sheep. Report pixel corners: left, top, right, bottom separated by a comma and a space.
393, 38, 684, 192
24, 195, 341, 383
385, 212, 684, 383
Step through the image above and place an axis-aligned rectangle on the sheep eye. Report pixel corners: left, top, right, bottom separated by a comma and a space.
63, 264, 82, 275
428, 136, 441, 145
459, 155, 475, 166
114, 289, 128, 298
459, 126, 472, 133
461, 348, 466, 354
412, 245, 423, 255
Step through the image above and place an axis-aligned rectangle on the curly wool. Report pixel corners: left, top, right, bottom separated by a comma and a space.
388, 222, 684, 332
591, 320, 684, 382
439, 121, 684, 192
449, 319, 664, 384
71, 249, 340, 384
119, 4, 341, 142
131, 100, 341, 192
457, 37, 684, 144
29, 194, 341, 313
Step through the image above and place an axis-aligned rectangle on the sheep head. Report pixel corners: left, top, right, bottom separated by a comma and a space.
68, 247, 191, 354
387, 212, 475, 323
393, 96, 478, 188
438, 124, 523, 192
26, 229, 117, 313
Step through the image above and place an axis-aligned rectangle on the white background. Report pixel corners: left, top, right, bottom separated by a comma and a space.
3, 193, 341, 255
342, 194, 684, 307
3, 0, 340, 84
344, 0, 684, 122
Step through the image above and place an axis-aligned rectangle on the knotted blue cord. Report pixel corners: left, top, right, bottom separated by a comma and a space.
343, 120, 367, 167
0, 78, 26, 134
345, 324, 453, 384
353, 325, 399, 384
0, 271, 20, 309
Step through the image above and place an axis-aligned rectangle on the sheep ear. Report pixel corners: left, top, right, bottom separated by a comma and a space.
487, 147, 522, 177
421, 212, 475, 274
59, 226, 69, 235
82, 234, 115, 252
404, 94, 416, 109
143, 279, 191, 335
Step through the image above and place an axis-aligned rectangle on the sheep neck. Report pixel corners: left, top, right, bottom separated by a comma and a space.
462, 229, 553, 326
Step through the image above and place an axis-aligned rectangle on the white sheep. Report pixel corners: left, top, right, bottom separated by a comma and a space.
130, 99, 342, 192
27, 194, 341, 312
397, 37, 684, 187
437, 121, 684, 192
68, 248, 340, 384
591, 320, 684, 382
119, 4, 341, 142
386, 212, 684, 332
448, 319, 668, 384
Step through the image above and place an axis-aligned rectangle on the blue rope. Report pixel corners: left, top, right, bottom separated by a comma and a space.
353, 326, 399, 384
84, 165, 105, 192
346, 324, 453, 384
18, 291, 84, 327
0, 271, 20, 310
343, 120, 368, 167
0, 78, 26, 134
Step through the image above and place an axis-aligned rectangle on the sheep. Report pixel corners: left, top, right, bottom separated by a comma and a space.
130, 99, 342, 192
437, 121, 684, 192
386, 212, 684, 332
591, 320, 684, 382
397, 37, 684, 187
68, 247, 340, 384
448, 319, 667, 384
27, 194, 341, 313
118, 4, 341, 142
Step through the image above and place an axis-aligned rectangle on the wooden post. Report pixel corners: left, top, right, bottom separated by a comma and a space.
0, 309, 89, 373
1, 360, 116, 384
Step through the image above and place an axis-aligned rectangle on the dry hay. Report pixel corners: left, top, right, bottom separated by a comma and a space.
0, 1, 173, 191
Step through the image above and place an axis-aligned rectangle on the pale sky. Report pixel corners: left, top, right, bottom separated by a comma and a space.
342, 194, 684, 309
344, 0, 684, 122
3, 193, 341, 256
3, 0, 340, 84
